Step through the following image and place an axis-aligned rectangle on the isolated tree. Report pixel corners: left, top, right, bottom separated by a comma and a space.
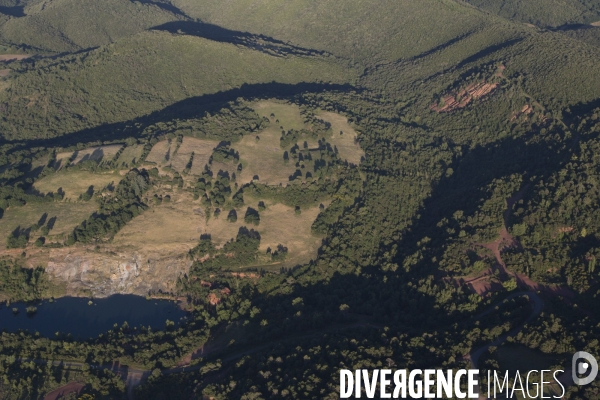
227, 209, 237, 223
244, 207, 260, 225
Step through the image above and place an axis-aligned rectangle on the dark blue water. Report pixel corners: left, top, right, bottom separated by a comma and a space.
0, 295, 187, 339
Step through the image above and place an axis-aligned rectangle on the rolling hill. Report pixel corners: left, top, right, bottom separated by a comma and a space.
0, 29, 354, 140
463, 0, 600, 28
0, 0, 184, 52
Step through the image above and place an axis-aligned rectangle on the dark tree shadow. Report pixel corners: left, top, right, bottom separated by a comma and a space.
0, 5, 25, 17
391, 130, 575, 279
3, 82, 357, 154
455, 38, 523, 69
37, 213, 48, 227
47, 216, 57, 230
553, 23, 597, 31
90, 147, 105, 161
131, 0, 188, 18
152, 21, 331, 58
565, 96, 600, 124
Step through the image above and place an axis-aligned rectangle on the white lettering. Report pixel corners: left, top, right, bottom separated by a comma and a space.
455, 370, 466, 399
424, 369, 435, 398
541, 370, 551, 399
409, 369, 423, 398
468, 370, 479, 398
363, 369, 378, 398
493, 370, 509, 398
340, 370, 353, 398
510, 371, 526, 399
380, 369, 391, 398
393, 370, 407, 398
526, 370, 539, 398
437, 370, 453, 398
553, 370, 565, 399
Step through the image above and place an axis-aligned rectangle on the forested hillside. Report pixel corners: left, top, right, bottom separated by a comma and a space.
463, 0, 600, 27
0, 0, 184, 52
0, 30, 352, 140
0, 0, 599, 398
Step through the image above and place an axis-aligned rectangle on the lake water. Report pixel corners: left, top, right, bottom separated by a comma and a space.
0, 295, 187, 339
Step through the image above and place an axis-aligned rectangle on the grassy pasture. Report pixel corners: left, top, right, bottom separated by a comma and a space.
115, 144, 144, 166
54, 152, 72, 169
33, 170, 121, 200
54, 144, 122, 169
252, 202, 322, 269
235, 126, 297, 185
145, 137, 219, 175
170, 137, 216, 175
143, 100, 364, 185
318, 111, 364, 165
253, 100, 306, 130
113, 193, 202, 253
234, 100, 364, 185
200, 201, 323, 270
71, 144, 122, 164
113, 190, 322, 270
145, 140, 172, 165
0, 201, 98, 251
237, 100, 305, 185
11, 101, 350, 270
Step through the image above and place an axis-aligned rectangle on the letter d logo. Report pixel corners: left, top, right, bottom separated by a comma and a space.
572, 351, 598, 385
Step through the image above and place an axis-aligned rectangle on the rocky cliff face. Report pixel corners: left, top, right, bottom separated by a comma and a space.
32, 247, 190, 297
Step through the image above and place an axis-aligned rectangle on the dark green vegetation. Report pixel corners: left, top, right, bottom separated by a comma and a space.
0, 0, 600, 398
69, 169, 150, 244
464, 0, 600, 28
0, 260, 49, 302
0, 0, 184, 53
0, 31, 350, 141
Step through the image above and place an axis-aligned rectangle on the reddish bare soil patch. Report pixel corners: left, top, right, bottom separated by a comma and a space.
208, 293, 220, 305
510, 102, 551, 124
453, 185, 574, 298
230, 272, 259, 279
0, 54, 31, 62
430, 81, 498, 113
43, 382, 84, 400
513, 273, 574, 298
451, 268, 503, 296
557, 226, 573, 233
510, 103, 532, 121
467, 278, 503, 296
0, 69, 9, 77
